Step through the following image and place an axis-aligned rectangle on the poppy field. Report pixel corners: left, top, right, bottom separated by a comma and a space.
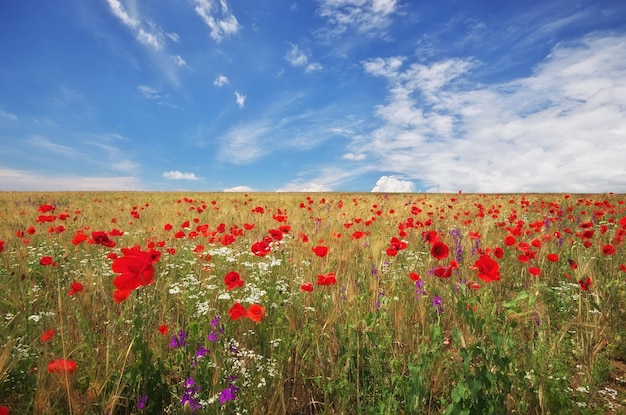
1, 191, 626, 414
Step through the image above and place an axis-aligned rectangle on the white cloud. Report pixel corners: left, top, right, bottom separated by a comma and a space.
285, 44, 323, 72
171, 54, 187, 67
0, 167, 142, 191
0, 108, 18, 121
214, 74, 229, 86
235, 91, 246, 109
371, 175, 415, 192
317, 0, 398, 37
137, 28, 163, 50
277, 182, 333, 192
342, 152, 366, 161
357, 34, 626, 193
223, 185, 255, 192
137, 85, 161, 99
193, 0, 241, 42
162, 171, 200, 180
106, 0, 139, 28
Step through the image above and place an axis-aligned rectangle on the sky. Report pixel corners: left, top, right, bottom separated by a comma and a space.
1, 0, 625, 193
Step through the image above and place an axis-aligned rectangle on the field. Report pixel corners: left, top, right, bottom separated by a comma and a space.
1, 191, 626, 414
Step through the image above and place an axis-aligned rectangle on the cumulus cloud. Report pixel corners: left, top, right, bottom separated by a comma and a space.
223, 185, 255, 192
162, 170, 200, 180
214, 74, 229, 86
356, 34, 626, 193
193, 0, 241, 42
234, 91, 246, 109
371, 175, 415, 192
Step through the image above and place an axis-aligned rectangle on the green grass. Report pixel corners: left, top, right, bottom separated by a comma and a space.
1, 191, 625, 414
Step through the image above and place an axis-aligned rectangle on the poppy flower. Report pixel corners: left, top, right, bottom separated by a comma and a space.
48, 359, 77, 374
228, 302, 247, 320
529, 267, 541, 277
251, 240, 271, 257
90, 231, 116, 247
246, 304, 266, 323
602, 244, 616, 256
504, 235, 516, 246
112, 247, 158, 292
40, 329, 55, 342
224, 271, 244, 290
546, 253, 559, 262
39, 256, 56, 266
113, 288, 131, 303
430, 241, 449, 260
422, 231, 440, 244
300, 282, 314, 292
312, 245, 329, 257
316, 272, 337, 286
0, 405, 8, 415
38, 204, 55, 213
68, 281, 83, 296
473, 255, 501, 282
433, 266, 452, 278
0, 240, 4, 253
386, 246, 398, 256
350, 231, 366, 240
578, 277, 593, 291
409, 272, 421, 282
493, 247, 504, 259
158, 325, 169, 336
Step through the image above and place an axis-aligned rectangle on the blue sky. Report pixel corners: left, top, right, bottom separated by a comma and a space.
1, 0, 625, 192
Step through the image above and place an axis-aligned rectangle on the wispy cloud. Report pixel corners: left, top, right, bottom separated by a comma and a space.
137, 85, 179, 108
355, 34, 626, 192
214, 74, 230, 86
193, 0, 241, 42
316, 0, 398, 38
162, 170, 200, 180
234, 91, 246, 109
105, 0, 184, 85
285, 44, 323, 73
0, 107, 18, 121
0, 167, 142, 191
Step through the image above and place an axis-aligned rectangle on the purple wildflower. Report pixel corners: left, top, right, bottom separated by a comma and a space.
169, 330, 188, 348
432, 295, 444, 314
137, 394, 148, 410
219, 383, 239, 405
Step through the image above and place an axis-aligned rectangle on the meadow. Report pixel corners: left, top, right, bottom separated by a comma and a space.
0, 191, 625, 414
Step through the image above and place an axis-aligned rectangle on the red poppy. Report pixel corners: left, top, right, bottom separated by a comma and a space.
247, 304, 266, 323
48, 359, 77, 374
312, 245, 329, 257
529, 267, 541, 277
422, 231, 440, 244
158, 324, 168, 336
68, 282, 83, 296
244, 223, 254, 230
224, 271, 244, 290
251, 240, 271, 257
546, 253, 559, 262
386, 246, 398, 256
39, 256, 56, 266
38, 204, 55, 213
113, 288, 131, 303
316, 272, 337, 286
300, 282, 314, 292
228, 302, 247, 320
90, 231, 116, 247
433, 266, 452, 278
430, 241, 449, 260
0, 240, 4, 253
350, 231, 366, 240
0, 405, 8, 415
409, 272, 421, 282
467, 281, 481, 291
602, 244, 616, 256
473, 255, 501, 282
164, 223, 173, 231
578, 277, 593, 291
40, 329, 55, 342
504, 235, 516, 246
112, 247, 158, 293
71, 231, 88, 245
